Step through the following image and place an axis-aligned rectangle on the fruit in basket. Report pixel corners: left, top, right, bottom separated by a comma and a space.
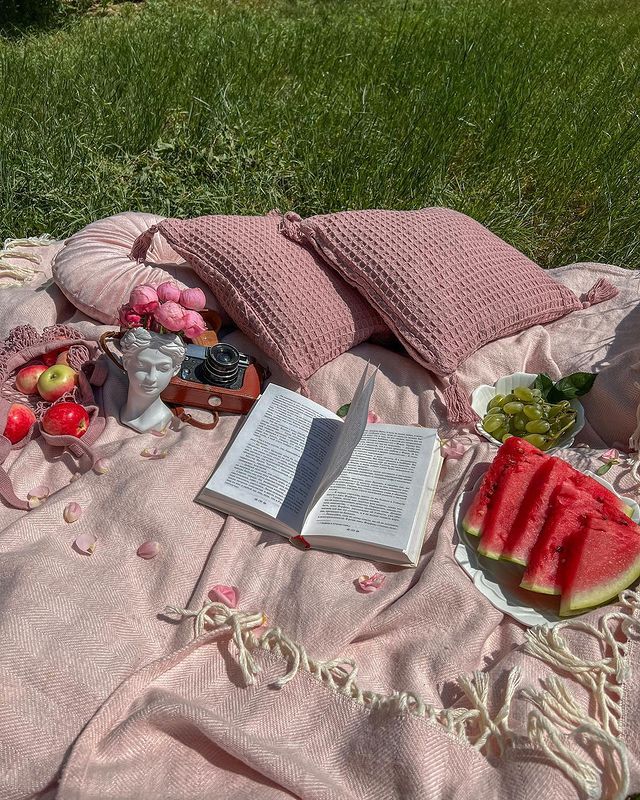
463, 437, 640, 615
41, 402, 89, 438
55, 349, 71, 366
3, 403, 36, 444
15, 363, 47, 395
37, 364, 77, 402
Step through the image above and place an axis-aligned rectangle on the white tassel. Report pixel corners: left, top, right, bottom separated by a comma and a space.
0, 233, 54, 284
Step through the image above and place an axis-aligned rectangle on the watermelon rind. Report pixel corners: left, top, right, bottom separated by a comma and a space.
560, 555, 640, 616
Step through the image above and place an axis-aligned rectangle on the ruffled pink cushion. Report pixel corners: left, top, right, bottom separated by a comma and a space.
130, 212, 388, 386
282, 208, 593, 376
52, 212, 222, 325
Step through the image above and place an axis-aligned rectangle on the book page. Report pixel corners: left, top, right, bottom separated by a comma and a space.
201, 384, 341, 531
305, 364, 377, 515
302, 424, 438, 548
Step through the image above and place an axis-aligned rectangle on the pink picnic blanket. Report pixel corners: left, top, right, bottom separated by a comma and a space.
0, 239, 639, 800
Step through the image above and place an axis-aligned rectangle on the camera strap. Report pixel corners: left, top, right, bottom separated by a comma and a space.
170, 406, 220, 431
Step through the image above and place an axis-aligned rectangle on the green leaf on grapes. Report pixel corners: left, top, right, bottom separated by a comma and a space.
531, 373, 554, 399
336, 403, 351, 418
548, 372, 597, 402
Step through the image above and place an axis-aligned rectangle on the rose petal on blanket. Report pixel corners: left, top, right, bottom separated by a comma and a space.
27, 485, 50, 508
441, 440, 468, 459
93, 458, 110, 474
136, 540, 160, 560
367, 411, 381, 423
601, 448, 620, 461
207, 584, 238, 607
357, 573, 385, 593
140, 447, 168, 460
74, 532, 97, 555
149, 428, 167, 437
63, 502, 82, 523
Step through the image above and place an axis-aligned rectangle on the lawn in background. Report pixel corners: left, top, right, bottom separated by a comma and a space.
0, 0, 639, 268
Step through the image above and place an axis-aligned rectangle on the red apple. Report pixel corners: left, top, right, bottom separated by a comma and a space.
15, 363, 47, 395
42, 349, 60, 367
3, 403, 36, 444
41, 402, 89, 438
37, 364, 77, 402
55, 349, 71, 366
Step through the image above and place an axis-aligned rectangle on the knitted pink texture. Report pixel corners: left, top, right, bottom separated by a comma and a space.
282, 208, 600, 376
130, 213, 387, 385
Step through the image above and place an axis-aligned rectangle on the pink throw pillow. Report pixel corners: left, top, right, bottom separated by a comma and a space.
52, 212, 223, 325
282, 207, 614, 378
129, 212, 387, 386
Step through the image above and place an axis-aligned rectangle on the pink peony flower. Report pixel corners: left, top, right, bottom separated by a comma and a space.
182, 310, 207, 340
156, 282, 181, 303
118, 303, 142, 328
180, 287, 206, 311
154, 301, 186, 332
129, 284, 159, 315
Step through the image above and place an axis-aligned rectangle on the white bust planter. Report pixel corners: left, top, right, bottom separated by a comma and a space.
119, 328, 186, 433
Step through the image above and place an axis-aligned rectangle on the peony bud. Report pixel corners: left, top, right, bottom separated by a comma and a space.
118, 303, 142, 329
156, 282, 181, 303
181, 310, 207, 340
129, 284, 159, 315
153, 301, 185, 332
180, 287, 206, 311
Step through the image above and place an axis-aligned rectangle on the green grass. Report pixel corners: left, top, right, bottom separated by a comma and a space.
1, 0, 639, 267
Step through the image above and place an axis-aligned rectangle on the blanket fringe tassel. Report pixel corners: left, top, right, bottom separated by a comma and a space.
0, 234, 53, 284
165, 600, 519, 755
444, 374, 478, 425
522, 589, 640, 800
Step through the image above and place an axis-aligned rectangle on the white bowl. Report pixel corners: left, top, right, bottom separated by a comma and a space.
471, 372, 585, 453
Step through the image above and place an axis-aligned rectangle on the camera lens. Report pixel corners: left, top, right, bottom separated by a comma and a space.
203, 343, 241, 387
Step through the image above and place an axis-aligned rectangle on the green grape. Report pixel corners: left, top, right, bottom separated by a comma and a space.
512, 413, 527, 431
487, 394, 506, 410
513, 386, 534, 402
502, 433, 513, 443
492, 427, 507, 441
523, 404, 543, 420
483, 413, 506, 433
503, 393, 517, 403
547, 404, 564, 418
503, 401, 524, 415
530, 388, 542, 400
539, 440, 553, 451
558, 401, 572, 410
557, 413, 576, 430
525, 419, 551, 434
524, 434, 547, 449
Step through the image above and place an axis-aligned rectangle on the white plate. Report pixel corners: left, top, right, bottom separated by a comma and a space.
453, 471, 640, 627
471, 372, 585, 453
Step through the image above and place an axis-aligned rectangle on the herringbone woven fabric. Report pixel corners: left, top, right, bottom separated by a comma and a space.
282, 207, 586, 376
131, 212, 387, 385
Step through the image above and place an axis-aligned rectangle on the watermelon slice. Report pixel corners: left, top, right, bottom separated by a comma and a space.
501, 458, 573, 565
520, 479, 632, 595
477, 444, 548, 560
560, 514, 640, 616
462, 437, 545, 537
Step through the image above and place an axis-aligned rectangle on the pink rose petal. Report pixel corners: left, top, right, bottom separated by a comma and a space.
28, 485, 50, 500
137, 540, 160, 559
601, 448, 620, 462
149, 427, 168, 437
63, 502, 82, 523
140, 447, 168, 460
74, 532, 97, 555
93, 458, 109, 475
207, 584, 238, 607
357, 573, 386, 593
441, 440, 468, 459
367, 411, 381, 424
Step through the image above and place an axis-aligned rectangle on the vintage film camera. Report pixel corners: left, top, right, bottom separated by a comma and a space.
161, 342, 264, 415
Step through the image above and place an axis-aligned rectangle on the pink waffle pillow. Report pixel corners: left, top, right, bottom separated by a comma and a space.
52, 212, 223, 325
129, 212, 387, 386
281, 208, 618, 419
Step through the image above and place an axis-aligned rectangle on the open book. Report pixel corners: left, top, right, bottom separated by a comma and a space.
196, 366, 443, 566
